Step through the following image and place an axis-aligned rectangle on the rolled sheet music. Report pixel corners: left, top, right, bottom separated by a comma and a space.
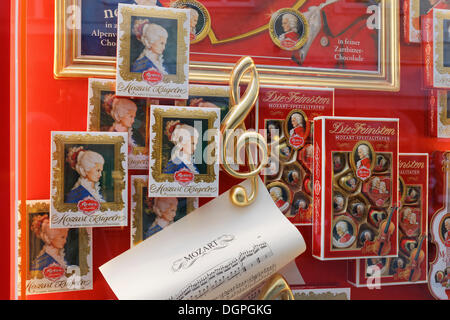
100, 177, 306, 300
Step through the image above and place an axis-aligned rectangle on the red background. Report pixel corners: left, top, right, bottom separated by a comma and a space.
6, 0, 450, 300
0, 0, 10, 300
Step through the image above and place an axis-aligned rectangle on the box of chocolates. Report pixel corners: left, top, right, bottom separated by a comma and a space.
258, 86, 334, 225
422, 6, 450, 88
348, 153, 428, 287
312, 117, 399, 260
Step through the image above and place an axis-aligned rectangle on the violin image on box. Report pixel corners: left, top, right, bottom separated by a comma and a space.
429, 152, 450, 300
374, 206, 397, 256
398, 234, 426, 282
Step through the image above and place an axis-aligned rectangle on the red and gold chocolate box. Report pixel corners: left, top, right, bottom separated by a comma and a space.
403, 0, 440, 44
258, 86, 335, 225
312, 116, 399, 260
422, 6, 450, 88
348, 153, 428, 287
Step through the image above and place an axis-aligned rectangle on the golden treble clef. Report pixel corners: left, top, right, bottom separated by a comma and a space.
221, 56, 268, 207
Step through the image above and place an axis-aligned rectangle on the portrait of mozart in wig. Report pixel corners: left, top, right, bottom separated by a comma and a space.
269, 186, 289, 213
64, 147, 106, 204
289, 112, 306, 137
130, 16, 177, 75
143, 197, 179, 239
102, 94, 146, 147
30, 214, 69, 272
179, 5, 199, 41
333, 220, 355, 248
355, 144, 372, 170
162, 120, 200, 175
279, 12, 301, 48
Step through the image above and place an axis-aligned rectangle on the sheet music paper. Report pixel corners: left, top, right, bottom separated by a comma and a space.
99, 177, 306, 300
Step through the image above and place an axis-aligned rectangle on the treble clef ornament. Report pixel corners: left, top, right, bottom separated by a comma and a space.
221, 56, 269, 207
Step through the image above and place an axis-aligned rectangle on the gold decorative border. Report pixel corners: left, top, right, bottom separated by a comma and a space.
434, 9, 450, 77
22, 200, 91, 282
131, 176, 197, 246
171, 0, 211, 44
117, 5, 189, 83
349, 141, 377, 182
87, 79, 150, 156
438, 90, 450, 126
54, 1, 399, 91
176, 84, 230, 104
151, 107, 218, 183
268, 8, 309, 51
51, 133, 126, 213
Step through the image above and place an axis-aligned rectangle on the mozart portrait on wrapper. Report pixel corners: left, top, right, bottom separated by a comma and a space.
64, 146, 107, 204
333, 219, 356, 248
130, 176, 198, 246
23, 200, 93, 295
267, 182, 291, 215
162, 119, 201, 175
148, 105, 219, 198
51, 132, 128, 228
116, 5, 189, 99
130, 17, 176, 75
87, 78, 151, 170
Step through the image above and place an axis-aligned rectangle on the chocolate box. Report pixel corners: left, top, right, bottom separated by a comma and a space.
403, 0, 442, 44
348, 153, 428, 287
422, 6, 450, 88
258, 86, 334, 225
312, 116, 399, 260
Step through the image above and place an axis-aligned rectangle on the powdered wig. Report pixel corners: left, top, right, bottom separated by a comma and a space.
336, 221, 348, 233
189, 7, 199, 21
133, 19, 168, 47
358, 144, 370, 157
67, 147, 105, 178
171, 124, 199, 145
153, 197, 178, 218
291, 113, 304, 126
110, 98, 137, 123
165, 121, 200, 156
282, 13, 298, 32
31, 214, 68, 245
270, 187, 282, 198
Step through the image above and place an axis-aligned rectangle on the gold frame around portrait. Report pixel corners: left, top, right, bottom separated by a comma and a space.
87, 79, 151, 156
117, 4, 189, 84
54, 0, 400, 91
20, 200, 91, 291
51, 133, 127, 213
131, 176, 197, 246
171, 0, 212, 44
151, 107, 218, 183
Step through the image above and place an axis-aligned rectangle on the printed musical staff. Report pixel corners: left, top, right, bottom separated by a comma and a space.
170, 240, 273, 300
